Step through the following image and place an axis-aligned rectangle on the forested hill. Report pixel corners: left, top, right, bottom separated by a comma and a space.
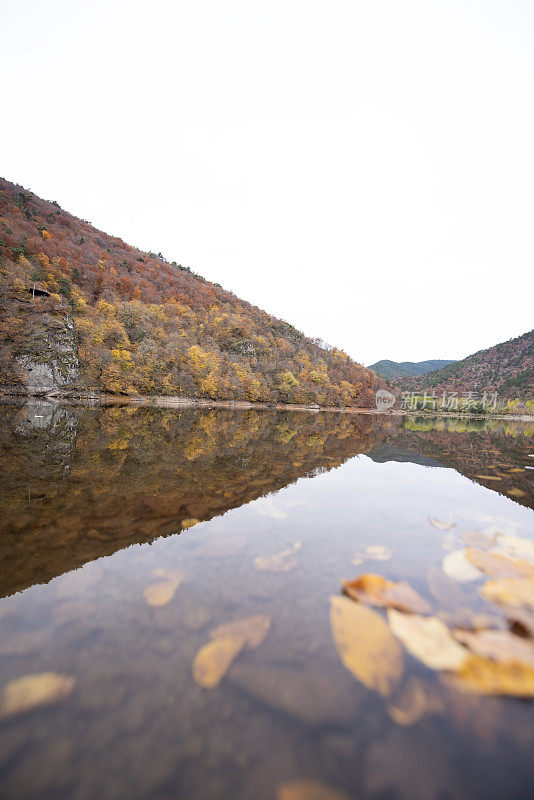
0, 177, 385, 405
395, 330, 534, 400
369, 358, 455, 381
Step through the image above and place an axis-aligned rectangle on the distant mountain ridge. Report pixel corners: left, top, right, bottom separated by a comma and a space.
369, 359, 455, 381
394, 330, 534, 400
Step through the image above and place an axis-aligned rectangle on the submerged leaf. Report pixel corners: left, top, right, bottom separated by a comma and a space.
0, 673, 75, 719
342, 573, 431, 614
427, 566, 466, 610
143, 570, 183, 607
481, 576, 534, 610
442, 550, 482, 583
388, 610, 468, 671
453, 628, 534, 668
428, 517, 456, 531
193, 635, 246, 689
210, 614, 271, 649
388, 676, 444, 726
278, 778, 354, 800
254, 541, 301, 572
448, 654, 534, 697
193, 614, 272, 689
330, 596, 403, 696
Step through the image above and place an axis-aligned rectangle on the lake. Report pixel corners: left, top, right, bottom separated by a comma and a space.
0, 402, 533, 800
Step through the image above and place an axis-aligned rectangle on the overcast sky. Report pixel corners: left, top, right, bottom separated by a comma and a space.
2, 1, 533, 365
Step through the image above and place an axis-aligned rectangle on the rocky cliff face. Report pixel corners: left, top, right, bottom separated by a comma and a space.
15, 312, 80, 394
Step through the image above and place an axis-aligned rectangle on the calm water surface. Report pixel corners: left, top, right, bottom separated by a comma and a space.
0, 403, 533, 800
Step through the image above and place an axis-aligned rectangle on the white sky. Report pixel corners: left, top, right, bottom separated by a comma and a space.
2, 0, 533, 365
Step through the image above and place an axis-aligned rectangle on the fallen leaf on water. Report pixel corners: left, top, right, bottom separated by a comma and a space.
461, 530, 496, 549
442, 550, 482, 583
193, 635, 246, 689
192, 614, 271, 689
143, 570, 184, 607
447, 654, 534, 697
439, 609, 505, 633
494, 534, 534, 563
254, 541, 301, 572
453, 628, 534, 668
506, 606, 534, 638
481, 576, 534, 610
330, 596, 403, 696
428, 517, 456, 531
278, 778, 354, 800
388, 676, 444, 726
342, 573, 431, 614
0, 673, 75, 719
181, 518, 200, 529
388, 609, 468, 671
465, 547, 534, 579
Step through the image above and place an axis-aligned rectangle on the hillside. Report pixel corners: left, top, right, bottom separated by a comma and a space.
395, 330, 534, 400
369, 358, 455, 381
0, 178, 386, 406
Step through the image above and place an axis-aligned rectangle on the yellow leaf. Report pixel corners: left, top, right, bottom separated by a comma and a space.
192, 635, 246, 689
0, 673, 75, 719
277, 778, 355, 800
342, 573, 431, 614
481, 576, 534, 610
388, 610, 468, 671
329, 596, 403, 696
448, 654, 534, 697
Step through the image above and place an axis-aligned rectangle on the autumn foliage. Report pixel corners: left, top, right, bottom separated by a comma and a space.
0, 178, 385, 405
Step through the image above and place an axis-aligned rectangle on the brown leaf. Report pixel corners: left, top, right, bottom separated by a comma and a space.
454, 628, 534, 668
505, 606, 534, 638
0, 673, 75, 719
278, 778, 355, 800
343, 573, 431, 614
330, 596, 403, 696
465, 548, 534, 579
388, 610, 468, 671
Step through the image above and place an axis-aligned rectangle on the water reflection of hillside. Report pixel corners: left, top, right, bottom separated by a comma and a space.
368, 416, 534, 509
0, 403, 401, 597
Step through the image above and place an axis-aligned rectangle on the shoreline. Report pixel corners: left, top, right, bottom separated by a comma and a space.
2, 389, 533, 422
